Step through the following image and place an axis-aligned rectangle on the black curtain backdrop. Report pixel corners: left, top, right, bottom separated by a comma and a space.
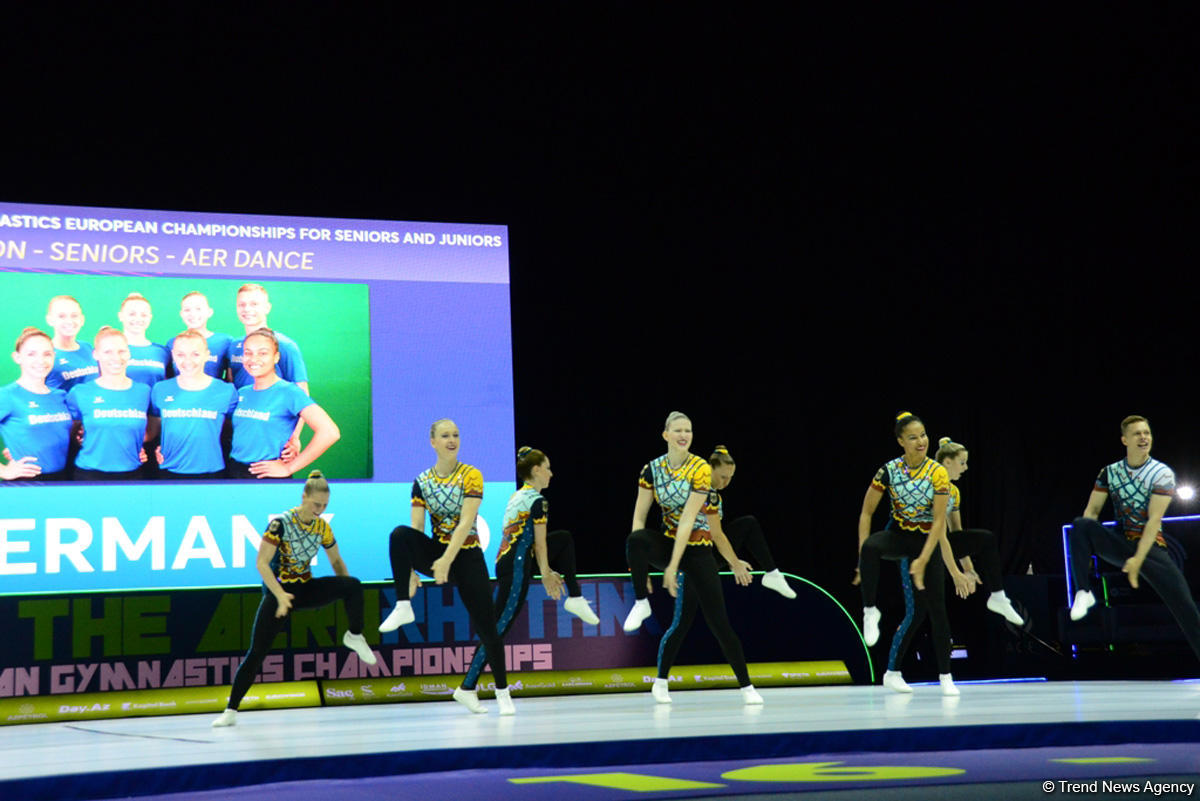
4, 7, 1199, 623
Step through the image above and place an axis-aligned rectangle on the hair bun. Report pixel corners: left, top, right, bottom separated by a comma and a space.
713, 445, 729, 455
307, 469, 324, 479
938, 437, 951, 446
517, 446, 533, 458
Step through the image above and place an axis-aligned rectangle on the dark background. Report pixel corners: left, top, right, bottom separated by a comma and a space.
4, 8, 1198, 636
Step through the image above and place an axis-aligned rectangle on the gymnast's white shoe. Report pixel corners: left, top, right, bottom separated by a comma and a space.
986, 591, 1025, 626
564, 596, 600, 625
761, 570, 797, 599
651, 678, 671, 704
741, 685, 764, 705
862, 606, 881, 646
342, 631, 378, 665
939, 673, 960, 697
882, 670, 912, 694
453, 686, 486, 713
623, 599, 652, 632
379, 600, 415, 633
494, 687, 515, 716
1070, 590, 1096, 621
211, 708, 237, 727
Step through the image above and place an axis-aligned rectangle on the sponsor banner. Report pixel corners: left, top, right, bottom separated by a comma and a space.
321, 661, 851, 704
0, 681, 319, 726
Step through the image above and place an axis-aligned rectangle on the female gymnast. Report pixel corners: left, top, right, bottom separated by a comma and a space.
873, 436, 1025, 691
707, 445, 797, 599
228, 328, 339, 479
213, 470, 377, 727
151, 331, 239, 479
379, 419, 515, 715
937, 437, 1023, 623
45, 295, 98, 390
459, 446, 600, 696
65, 327, 156, 481
624, 412, 762, 705
168, 291, 233, 379
117, 293, 169, 389
0, 328, 73, 481
855, 412, 973, 695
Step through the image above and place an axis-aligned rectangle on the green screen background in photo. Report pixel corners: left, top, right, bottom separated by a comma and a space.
0, 274, 371, 479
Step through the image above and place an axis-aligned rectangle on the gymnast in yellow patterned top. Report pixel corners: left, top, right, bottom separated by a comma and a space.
459, 447, 600, 696
212, 470, 377, 727
379, 419, 515, 715
855, 412, 973, 697
412, 461, 485, 547
624, 411, 762, 706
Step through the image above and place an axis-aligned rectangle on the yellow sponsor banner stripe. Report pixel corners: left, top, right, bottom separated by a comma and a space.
0, 661, 847, 722
0, 681, 320, 726
321, 660, 850, 705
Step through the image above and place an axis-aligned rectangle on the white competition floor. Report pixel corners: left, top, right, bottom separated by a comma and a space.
4, 680, 1200, 801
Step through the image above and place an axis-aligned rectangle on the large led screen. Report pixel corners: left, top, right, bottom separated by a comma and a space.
0, 202, 515, 593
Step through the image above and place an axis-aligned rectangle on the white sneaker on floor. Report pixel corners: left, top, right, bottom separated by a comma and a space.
211, 708, 237, 727
453, 686, 486, 713
863, 606, 881, 647
379, 600, 415, 633
986, 593, 1025, 626
623, 599, 652, 632
939, 673, 960, 697
1070, 590, 1096, 621
882, 670, 912, 694
651, 678, 671, 704
564, 596, 600, 625
342, 631, 378, 665
761, 570, 797, 599
495, 687, 515, 716
741, 685, 764, 705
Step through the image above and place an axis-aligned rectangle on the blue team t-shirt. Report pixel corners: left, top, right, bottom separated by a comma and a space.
151, 377, 238, 474
230, 379, 314, 463
47, 344, 98, 391
229, 332, 308, 389
166, 332, 233, 380
66, 382, 152, 472
126, 343, 170, 389
0, 382, 73, 474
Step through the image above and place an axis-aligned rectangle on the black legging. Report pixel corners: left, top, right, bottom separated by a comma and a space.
1070, 516, 1200, 661
859, 529, 952, 674
226, 576, 365, 710
388, 525, 508, 688
626, 528, 751, 686
461, 529, 580, 690
722, 515, 777, 571
885, 527, 1004, 671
